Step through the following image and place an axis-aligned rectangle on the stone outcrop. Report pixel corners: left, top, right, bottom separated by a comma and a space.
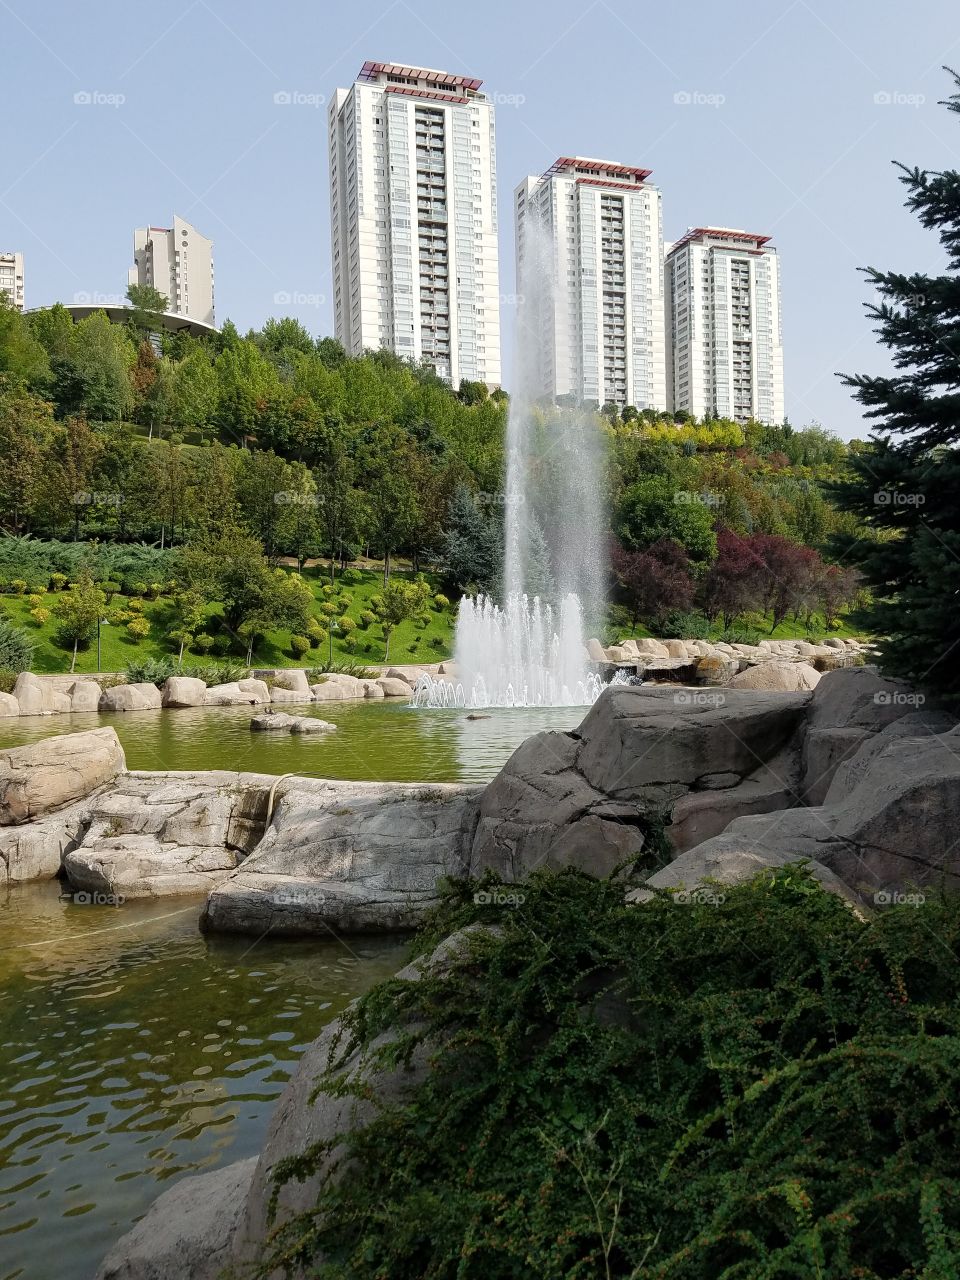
69, 679, 102, 712
0, 727, 124, 826
729, 660, 820, 691
14, 671, 71, 716
250, 712, 336, 734
160, 676, 207, 708
99, 682, 163, 712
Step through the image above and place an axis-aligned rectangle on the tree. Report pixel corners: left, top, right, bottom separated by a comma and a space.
53, 573, 105, 671
827, 71, 960, 696
701, 528, 766, 628
441, 484, 499, 596
615, 475, 717, 562
748, 533, 822, 632
125, 283, 169, 335
0, 619, 34, 673
66, 312, 136, 421
0, 294, 49, 387
378, 578, 431, 661
611, 538, 694, 627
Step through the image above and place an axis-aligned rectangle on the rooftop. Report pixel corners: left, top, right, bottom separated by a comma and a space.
668, 226, 773, 254
357, 61, 482, 92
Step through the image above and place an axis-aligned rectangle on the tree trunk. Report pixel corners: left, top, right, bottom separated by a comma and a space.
383, 549, 391, 586
246, 638, 255, 665
383, 628, 391, 662
71, 640, 78, 674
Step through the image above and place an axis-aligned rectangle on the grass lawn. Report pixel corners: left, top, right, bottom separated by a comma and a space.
619, 610, 867, 645
1, 564, 458, 676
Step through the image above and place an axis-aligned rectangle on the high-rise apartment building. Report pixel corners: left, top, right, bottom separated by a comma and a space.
128, 216, 215, 326
665, 226, 784, 424
0, 252, 24, 311
328, 60, 501, 388
514, 157, 666, 410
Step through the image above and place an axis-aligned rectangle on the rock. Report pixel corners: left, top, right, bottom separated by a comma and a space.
824, 637, 846, 649
628, 841, 864, 914
0, 801, 89, 882
587, 638, 607, 662
202, 781, 480, 936
238, 678, 271, 702
823, 710, 957, 805
619, 639, 641, 657
69, 679, 102, 713
438, 662, 460, 676
635, 638, 671, 659
290, 717, 336, 734
99, 682, 163, 712
361, 679, 385, 699
385, 668, 415, 685
729, 661, 820, 692
801, 726, 874, 805
668, 747, 801, 852
377, 678, 411, 697
250, 712, 297, 731
662, 639, 689, 659
0, 691, 19, 717
0, 728, 125, 825
161, 676, 207, 708
270, 669, 311, 695
13, 671, 68, 716
203, 681, 266, 706
694, 654, 738, 685
94, 1156, 257, 1280
466, 712, 491, 721
321, 673, 367, 698
64, 835, 240, 899
268, 686, 314, 704
310, 679, 352, 702
604, 645, 631, 663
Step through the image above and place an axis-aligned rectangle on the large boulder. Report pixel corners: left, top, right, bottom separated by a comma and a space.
385, 668, 415, 685
13, 672, 70, 716
161, 676, 207, 708
319, 673, 367, 699
202, 781, 479, 935
0, 727, 125, 825
310, 680, 353, 702
587, 638, 607, 662
99, 682, 162, 712
0, 691, 19, 717
94, 1157, 257, 1280
694, 653, 739, 686
270, 669, 311, 696
69, 679, 102, 713
361, 679, 385, 699
0, 801, 89, 882
729, 661, 820, 692
377, 678, 411, 698
203, 681, 267, 706
238, 678, 271, 702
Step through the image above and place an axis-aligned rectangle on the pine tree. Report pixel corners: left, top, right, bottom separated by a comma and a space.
829, 70, 960, 699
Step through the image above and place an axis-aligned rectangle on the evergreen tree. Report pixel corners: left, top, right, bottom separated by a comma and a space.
829, 70, 960, 698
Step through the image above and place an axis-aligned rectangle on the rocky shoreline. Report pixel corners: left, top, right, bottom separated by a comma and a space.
3, 664, 954, 1277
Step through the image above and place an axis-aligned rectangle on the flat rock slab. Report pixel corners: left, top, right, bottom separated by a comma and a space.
250, 713, 336, 733
0, 727, 125, 825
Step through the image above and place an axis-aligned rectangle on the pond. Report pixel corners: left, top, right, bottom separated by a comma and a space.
0, 700, 587, 784
0, 700, 587, 1279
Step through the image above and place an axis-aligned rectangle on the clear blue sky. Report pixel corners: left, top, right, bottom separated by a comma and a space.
2, 0, 958, 437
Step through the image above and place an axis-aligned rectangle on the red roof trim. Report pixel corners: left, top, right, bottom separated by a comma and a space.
358, 60, 482, 91
575, 177, 652, 193
668, 227, 772, 255
384, 85, 468, 104
541, 156, 653, 182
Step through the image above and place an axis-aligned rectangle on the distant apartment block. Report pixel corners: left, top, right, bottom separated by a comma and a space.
0, 252, 24, 311
665, 226, 784, 424
514, 157, 666, 411
329, 60, 502, 389
128, 216, 215, 326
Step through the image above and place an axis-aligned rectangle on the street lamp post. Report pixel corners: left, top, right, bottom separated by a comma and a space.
97, 617, 109, 673
328, 621, 339, 669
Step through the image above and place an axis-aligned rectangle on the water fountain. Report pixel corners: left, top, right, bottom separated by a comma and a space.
415, 222, 610, 709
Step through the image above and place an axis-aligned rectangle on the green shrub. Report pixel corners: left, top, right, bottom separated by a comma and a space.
130, 580, 148, 597
49, 572, 68, 592
193, 633, 215, 654
0, 620, 34, 673
342, 633, 360, 654
341, 568, 363, 585
290, 634, 312, 659
100, 580, 121, 601
369, 595, 385, 615
338, 615, 356, 633
125, 656, 176, 686
660, 611, 711, 640
321, 584, 335, 597
10, 579, 26, 595
126, 617, 151, 642
180, 660, 247, 686
258, 867, 960, 1280
126, 597, 145, 614
339, 593, 353, 607
309, 660, 375, 680
721, 624, 763, 646
211, 634, 232, 656
29, 607, 50, 626
27, 593, 43, 607
433, 592, 450, 610
321, 601, 338, 617
0, 669, 17, 693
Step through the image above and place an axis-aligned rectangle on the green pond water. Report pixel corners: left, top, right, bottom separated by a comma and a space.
0, 701, 585, 1280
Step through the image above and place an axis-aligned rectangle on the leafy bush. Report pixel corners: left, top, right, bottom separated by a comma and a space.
338, 615, 356, 633
433, 592, 450, 610
320, 601, 338, 617
29, 607, 50, 626
359, 611, 376, 629
125, 656, 176, 685
49, 573, 68, 591
180, 660, 247, 685
211, 634, 232, 656
126, 617, 151, 641
290, 634, 312, 658
720, 624, 763, 646
258, 867, 960, 1279
341, 568, 363, 585
0, 620, 34, 673
0, 669, 17, 694
100, 580, 121, 600
659, 610, 711, 639
308, 661, 375, 680
369, 595, 385, 615
193, 633, 215, 654
126, 597, 145, 614
10, 579, 26, 595
342, 633, 360, 654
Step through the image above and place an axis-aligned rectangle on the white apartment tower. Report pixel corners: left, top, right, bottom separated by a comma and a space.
0, 252, 24, 311
329, 61, 501, 388
514, 158, 666, 410
665, 227, 784, 424
128, 216, 215, 326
